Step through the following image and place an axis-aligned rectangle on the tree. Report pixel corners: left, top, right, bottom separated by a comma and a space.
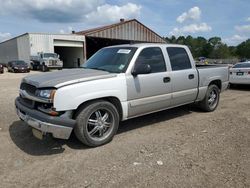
208, 37, 222, 48
176, 36, 185, 44
164, 35, 249, 59
236, 39, 250, 59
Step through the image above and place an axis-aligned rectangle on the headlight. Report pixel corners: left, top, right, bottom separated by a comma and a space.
36, 89, 56, 99
14, 66, 18, 69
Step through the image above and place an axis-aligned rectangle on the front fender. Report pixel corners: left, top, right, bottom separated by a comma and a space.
53, 75, 127, 112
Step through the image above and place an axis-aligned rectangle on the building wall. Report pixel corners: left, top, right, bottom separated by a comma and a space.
17, 34, 30, 64
0, 33, 85, 66
29, 34, 54, 55
29, 33, 85, 55
0, 38, 19, 65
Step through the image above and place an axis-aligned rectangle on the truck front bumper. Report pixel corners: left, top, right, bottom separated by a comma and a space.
15, 97, 75, 139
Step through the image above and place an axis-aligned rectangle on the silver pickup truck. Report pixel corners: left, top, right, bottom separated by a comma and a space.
15, 44, 229, 147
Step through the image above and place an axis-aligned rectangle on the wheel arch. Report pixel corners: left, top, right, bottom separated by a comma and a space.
73, 97, 123, 121
209, 79, 222, 90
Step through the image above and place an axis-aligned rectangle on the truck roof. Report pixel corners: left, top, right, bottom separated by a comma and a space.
105, 43, 188, 49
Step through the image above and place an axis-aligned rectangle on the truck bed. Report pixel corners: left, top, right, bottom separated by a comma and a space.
196, 64, 229, 69
195, 64, 229, 101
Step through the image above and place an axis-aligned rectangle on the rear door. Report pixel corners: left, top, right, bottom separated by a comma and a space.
126, 47, 172, 118
166, 47, 198, 106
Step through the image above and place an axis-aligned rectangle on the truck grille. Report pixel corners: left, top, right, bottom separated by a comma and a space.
49, 60, 57, 66
19, 96, 35, 109
20, 83, 36, 96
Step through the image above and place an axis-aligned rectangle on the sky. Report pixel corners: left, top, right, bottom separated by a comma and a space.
0, 0, 250, 46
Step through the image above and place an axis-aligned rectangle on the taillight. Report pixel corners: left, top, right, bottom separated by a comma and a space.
248, 71, 250, 75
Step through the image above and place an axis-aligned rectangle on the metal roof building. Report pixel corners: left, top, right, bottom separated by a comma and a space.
77, 19, 166, 58
0, 33, 85, 67
77, 19, 165, 43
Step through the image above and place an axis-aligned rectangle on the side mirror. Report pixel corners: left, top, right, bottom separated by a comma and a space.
132, 63, 151, 76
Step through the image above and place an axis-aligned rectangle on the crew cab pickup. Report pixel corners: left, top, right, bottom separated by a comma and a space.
15, 44, 229, 147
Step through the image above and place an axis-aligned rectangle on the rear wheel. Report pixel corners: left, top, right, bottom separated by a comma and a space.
199, 84, 220, 112
74, 100, 119, 147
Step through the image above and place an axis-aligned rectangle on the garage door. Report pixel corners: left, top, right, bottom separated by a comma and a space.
54, 40, 83, 47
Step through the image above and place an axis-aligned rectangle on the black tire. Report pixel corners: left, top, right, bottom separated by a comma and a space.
229, 83, 236, 89
41, 64, 47, 72
30, 63, 34, 70
199, 84, 220, 112
74, 100, 119, 147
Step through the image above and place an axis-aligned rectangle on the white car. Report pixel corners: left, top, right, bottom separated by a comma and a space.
229, 62, 250, 85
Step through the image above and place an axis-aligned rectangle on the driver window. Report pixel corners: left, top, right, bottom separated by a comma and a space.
135, 47, 166, 73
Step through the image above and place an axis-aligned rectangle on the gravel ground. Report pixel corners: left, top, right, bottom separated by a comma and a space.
0, 69, 249, 188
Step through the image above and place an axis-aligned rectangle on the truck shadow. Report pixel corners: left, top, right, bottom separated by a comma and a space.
9, 121, 94, 155
9, 105, 197, 155
117, 105, 195, 134
229, 84, 250, 91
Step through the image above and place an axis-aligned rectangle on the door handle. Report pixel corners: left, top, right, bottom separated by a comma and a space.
163, 77, 171, 83
188, 74, 194, 79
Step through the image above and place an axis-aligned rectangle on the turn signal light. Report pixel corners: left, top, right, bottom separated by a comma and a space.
49, 111, 59, 116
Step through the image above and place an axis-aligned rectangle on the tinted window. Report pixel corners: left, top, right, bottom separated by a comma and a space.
13, 61, 26, 65
135, 47, 166, 73
83, 47, 137, 73
43, 53, 58, 58
233, 63, 250, 68
167, 47, 192, 71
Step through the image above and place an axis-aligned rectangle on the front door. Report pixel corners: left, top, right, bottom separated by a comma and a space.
126, 47, 172, 118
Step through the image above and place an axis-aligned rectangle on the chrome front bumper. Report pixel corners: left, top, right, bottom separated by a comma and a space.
15, 97, 75, 139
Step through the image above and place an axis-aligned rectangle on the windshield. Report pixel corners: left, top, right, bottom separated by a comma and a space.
43, 53, 58, 58
13, 61, 26, 65
82, 47, 137, 73
233, 63, 250, 68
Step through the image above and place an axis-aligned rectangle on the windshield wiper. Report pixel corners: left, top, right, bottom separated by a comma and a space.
82, 67, 119, 73
87, 67, 110, 72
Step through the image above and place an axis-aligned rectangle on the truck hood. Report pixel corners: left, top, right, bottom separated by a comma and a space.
22, 68, 117, 88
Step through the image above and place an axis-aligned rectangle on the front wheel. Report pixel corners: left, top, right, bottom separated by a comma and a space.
199, 84, 220, 112
74, 100, 119, 147
41, 64, 47, 72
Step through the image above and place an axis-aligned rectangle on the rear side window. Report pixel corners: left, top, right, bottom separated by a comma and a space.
135, 47, 166, 73
167, 47, 192, 71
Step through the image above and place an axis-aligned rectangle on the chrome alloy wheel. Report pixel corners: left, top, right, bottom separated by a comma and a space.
208, 89, 218, 109
86, 109, 114, 141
